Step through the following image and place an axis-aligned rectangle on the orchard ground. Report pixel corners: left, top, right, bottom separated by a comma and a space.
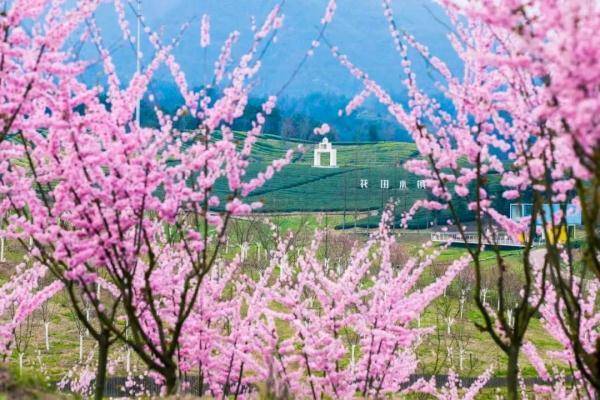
0, 213, 566, 396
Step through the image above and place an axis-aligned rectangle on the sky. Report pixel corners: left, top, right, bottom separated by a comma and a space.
87, 0, 461, 99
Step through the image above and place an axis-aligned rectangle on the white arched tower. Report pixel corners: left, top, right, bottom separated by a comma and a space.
313, 138, 337, 168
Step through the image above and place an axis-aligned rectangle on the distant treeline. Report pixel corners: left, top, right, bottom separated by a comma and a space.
133, 83, 416, 142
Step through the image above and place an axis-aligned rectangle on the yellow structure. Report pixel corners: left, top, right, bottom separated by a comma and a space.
545, 224, 568, 245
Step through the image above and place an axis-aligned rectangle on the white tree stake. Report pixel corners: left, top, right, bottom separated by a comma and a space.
0, 237, 5, 262
446, 317, 454, 335
79, 334, 83, 362
85, 308, 90, 336
19, 353, 23, 376
240, 242, 248, 262
44, 322, 50, 351
126, 316, 131, 372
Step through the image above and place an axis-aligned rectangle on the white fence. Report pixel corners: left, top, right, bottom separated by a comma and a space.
430, 231, 525, 248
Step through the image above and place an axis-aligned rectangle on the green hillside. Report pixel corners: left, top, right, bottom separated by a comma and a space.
215, 163, 419, 210
210, 132, 416, 208
198, 132, 509, 228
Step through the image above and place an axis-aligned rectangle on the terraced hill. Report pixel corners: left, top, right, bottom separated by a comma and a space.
207, 132, 509, 228
212, 131, 419, 166
208, 133, 437, 225
216, 163, 416, 209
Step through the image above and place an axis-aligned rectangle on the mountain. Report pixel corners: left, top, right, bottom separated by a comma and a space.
84, 0, 461, 140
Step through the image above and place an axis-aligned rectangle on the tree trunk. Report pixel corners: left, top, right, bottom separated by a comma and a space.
94, 330, 110, 400
505, 345, 520, 400
164, 367, 179, 396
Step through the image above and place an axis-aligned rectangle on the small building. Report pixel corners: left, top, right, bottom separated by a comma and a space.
509, 202, 582, 242
313, 138, 337, 168
509, 203, 581, 225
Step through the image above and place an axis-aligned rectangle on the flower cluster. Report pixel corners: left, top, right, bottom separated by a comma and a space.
168, 209, 469, 398
200, 14, 210, 48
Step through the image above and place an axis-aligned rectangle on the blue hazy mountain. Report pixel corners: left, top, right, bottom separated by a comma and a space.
86, 0, 459, 140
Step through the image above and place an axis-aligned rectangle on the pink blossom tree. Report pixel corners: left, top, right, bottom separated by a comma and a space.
0, 0, 296, 396
4, 0, 598, 398
0, 2, 108, 396
173, 208, 469, 398
329, 1, 600, 398
521, 247, 599, 398
446, 2, 600, 394
0, 0, 99, 144
407, 367, 494, 400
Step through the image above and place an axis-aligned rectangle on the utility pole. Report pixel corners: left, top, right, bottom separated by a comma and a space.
136, 0, 142, 127
343, 173, 347, 229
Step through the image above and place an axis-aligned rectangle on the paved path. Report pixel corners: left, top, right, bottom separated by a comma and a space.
530, 247, 547, 268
